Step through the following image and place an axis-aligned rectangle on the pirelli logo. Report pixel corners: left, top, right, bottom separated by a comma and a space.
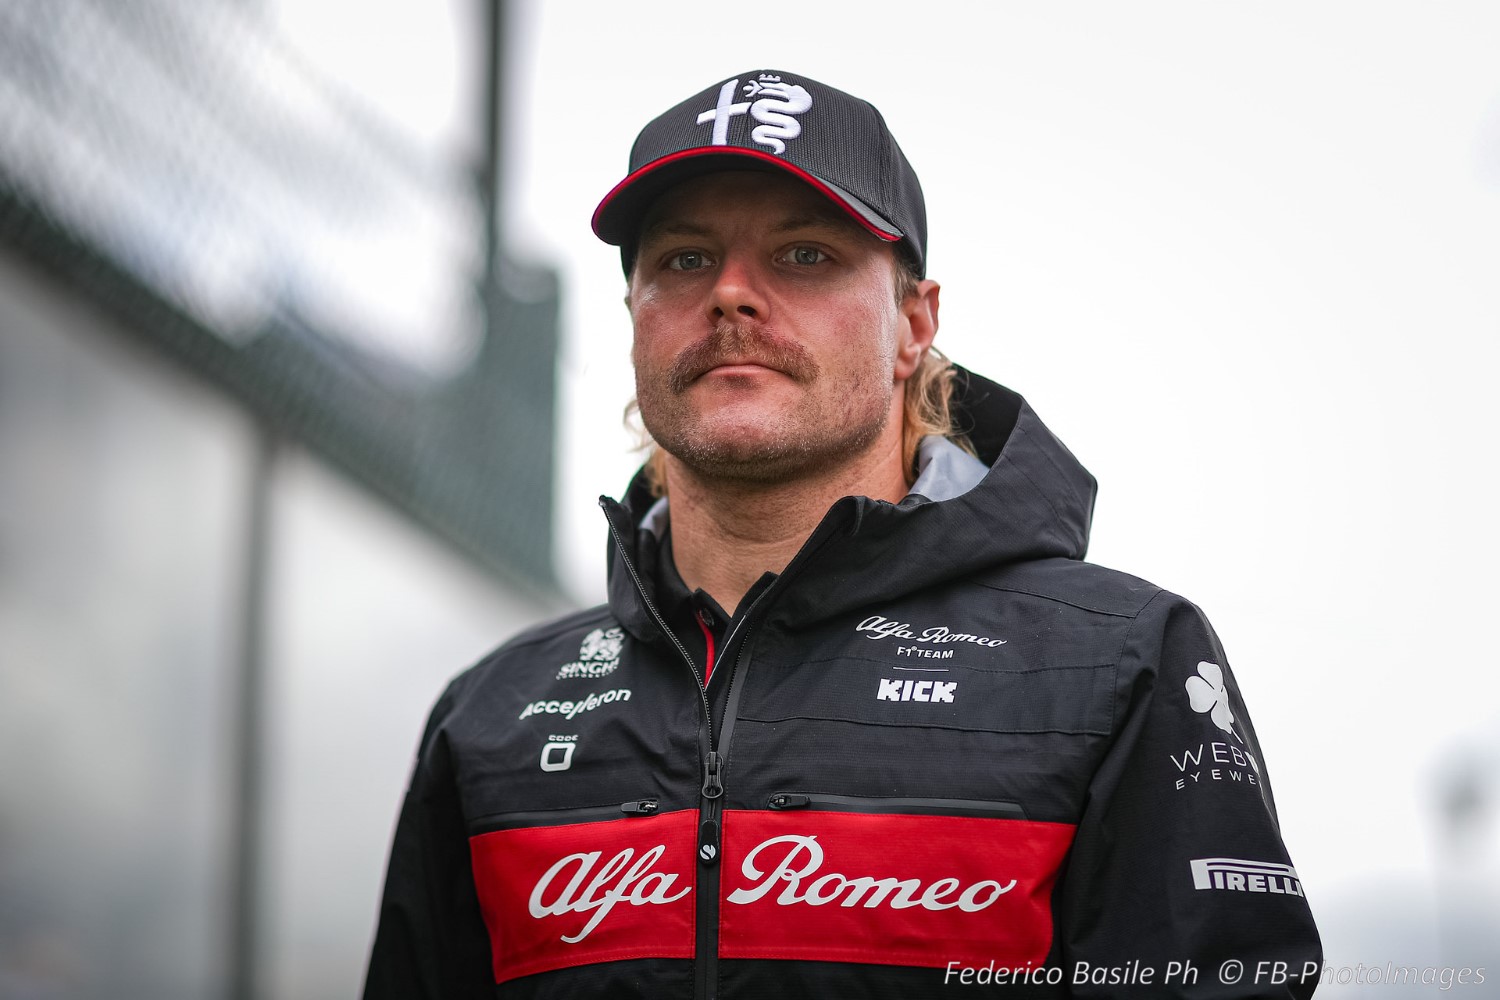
1189, 857, 1304, 896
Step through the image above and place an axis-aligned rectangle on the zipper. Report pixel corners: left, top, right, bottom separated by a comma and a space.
602, 505, 715, 736
766, 792, 1027, 820
470, 797, 661, 835
601, 501, 731, 1000
599, 496, 851, 1000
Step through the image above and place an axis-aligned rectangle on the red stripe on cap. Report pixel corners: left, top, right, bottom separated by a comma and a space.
592, 147, 901, 244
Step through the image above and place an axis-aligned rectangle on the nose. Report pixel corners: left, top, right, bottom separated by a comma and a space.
706, 254, 767, 323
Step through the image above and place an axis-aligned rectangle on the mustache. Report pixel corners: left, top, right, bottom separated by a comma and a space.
667, 322, 820, 394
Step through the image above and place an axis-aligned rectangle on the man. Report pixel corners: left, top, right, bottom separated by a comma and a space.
365, 70, 1320, 998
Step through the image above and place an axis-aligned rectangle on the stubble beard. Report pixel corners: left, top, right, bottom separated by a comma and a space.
636, 320, 894, 486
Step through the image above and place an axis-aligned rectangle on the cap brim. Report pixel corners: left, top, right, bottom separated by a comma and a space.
591, 147, 903, 249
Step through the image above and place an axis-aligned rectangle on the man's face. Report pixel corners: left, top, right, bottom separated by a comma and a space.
628, 170, 916, 486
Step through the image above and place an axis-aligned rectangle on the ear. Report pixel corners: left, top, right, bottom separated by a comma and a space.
893, 278, 940, 381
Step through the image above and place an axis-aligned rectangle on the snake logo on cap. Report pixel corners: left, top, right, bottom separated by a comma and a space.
694, 74, 814, 155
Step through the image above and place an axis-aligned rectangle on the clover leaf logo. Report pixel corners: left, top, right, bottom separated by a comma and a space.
1185, 661, 1243, 743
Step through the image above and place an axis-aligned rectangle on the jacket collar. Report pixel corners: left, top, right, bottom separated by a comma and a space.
601, 368, 1096, 639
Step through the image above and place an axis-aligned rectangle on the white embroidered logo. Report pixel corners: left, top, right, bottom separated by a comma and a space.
1190, 858, 1303, 895
1185, 661, 1243, 743
539, 741, 575, 772
695, 74, 813, 154
518, 689, 631, 721
856, 615, 1006, 648
877, 678, 957, 703
727, 835, 1014, 911
557, 626, 624, 680
525, 834, 1014, 944
528, 845, 692, 943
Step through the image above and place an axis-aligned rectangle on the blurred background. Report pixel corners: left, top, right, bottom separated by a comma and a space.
0, 1, 1496, 997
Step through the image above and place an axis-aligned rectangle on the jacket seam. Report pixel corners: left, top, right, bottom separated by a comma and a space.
972, 579, 1157, 618
477, 607, 618, 659
1006, 421, 1075, 526
735, 714, 1110, 737
789, 654, 1116, 674
1014, 418, 1087, 512
1108, 589, 1175, 736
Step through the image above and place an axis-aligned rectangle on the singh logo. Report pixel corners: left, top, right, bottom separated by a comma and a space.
695, 74, 813, 154
556, 626, 624, 680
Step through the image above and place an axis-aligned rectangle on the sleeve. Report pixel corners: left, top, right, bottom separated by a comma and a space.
1054, 592, 1322, 998
362, 682, 496, 1000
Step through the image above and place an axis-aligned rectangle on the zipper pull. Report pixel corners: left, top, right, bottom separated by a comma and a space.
698, 816, 720, 866
768, 792, 810, 810
701, 751, 724, 799
619, 798, 659, 816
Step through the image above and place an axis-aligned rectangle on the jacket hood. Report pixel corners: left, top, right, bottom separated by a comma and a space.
602, 368, 1096, 637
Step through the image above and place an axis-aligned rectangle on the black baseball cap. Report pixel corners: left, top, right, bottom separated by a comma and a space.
592, 70, 928, 277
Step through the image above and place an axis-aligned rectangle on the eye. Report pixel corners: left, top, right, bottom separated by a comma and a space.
785, 246, 829, 266
667, 250, 712, 271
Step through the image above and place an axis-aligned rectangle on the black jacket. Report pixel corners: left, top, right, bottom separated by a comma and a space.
364, 370, 1321, 999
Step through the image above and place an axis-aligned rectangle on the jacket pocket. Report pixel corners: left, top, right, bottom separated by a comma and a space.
765, 791, 1026, 820
469, 797, 661, 836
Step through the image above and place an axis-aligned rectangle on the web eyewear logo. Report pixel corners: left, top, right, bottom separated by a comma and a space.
1185, 661, 1243, 742
557, 626, 624, 680
1190, 858, 1304, 896
695, 74, 813, 154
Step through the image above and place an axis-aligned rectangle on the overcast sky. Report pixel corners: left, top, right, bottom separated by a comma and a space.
497, 0, 1500, 972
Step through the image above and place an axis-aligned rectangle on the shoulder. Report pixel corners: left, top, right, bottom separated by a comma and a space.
973, 555, 1168, 620
442, 603, 624, 702
969, 558, 1224, 678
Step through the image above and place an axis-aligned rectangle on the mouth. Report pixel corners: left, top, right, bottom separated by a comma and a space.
669, 360, 782, 396
668, 324, 819, 394
700, 360, 784, 379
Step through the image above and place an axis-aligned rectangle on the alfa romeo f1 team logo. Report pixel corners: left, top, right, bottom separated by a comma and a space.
469, 810, 1076, 984
695, 74, 813, 154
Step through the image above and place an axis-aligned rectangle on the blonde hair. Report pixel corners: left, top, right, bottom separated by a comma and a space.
629, 263, 974, 496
